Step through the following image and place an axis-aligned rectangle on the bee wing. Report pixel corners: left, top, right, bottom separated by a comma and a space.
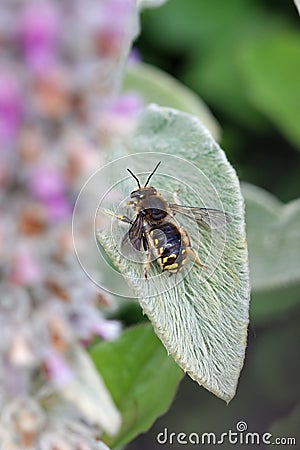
121, 214, 147, 257
169, 204, 231, 230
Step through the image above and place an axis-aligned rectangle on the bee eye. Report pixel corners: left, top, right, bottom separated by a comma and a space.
131, 191, 143, 199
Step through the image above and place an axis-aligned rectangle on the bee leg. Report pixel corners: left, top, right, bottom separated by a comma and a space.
189, 248, 207, 268
102, 208, 133, 224
144, 252, 151, 280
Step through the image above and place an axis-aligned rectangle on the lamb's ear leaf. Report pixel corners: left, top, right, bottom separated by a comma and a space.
137, 0, 168, 9
90, 323, 183, 449
98, 105, 250, 402
242, 182, 300, 324
242, 182, 300, 290
60, 345, 121, 436
294, 0, 300, 14
123, 62, 220, 139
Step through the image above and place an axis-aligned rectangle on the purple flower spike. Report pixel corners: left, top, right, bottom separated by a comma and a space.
93, 319, 122, 341
8, 245, 41, 286
103, 0, 135, 24
108, 92, 143, 118
0, 73, 22, 146
128, 47, 141, 64
97, 0, 136, 58
45, 195, 72, 222
45, 352, 73, 386
28, 166, 66, 201
18, 2, 60, 73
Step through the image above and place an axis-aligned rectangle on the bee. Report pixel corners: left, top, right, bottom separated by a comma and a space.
105, 161, 231, 279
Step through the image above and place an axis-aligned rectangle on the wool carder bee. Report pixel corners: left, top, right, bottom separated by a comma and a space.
105, 162, 231, 279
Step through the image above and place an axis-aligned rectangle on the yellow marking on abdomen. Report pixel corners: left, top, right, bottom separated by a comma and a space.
163, 253, 177, 264
154, 239, 159, 245
164, 262, 178, 270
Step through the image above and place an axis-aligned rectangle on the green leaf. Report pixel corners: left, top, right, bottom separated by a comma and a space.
250, 285, 300, 325
183, 44, 265, 128
241, 30, 300, 148
242, 183, 300, 290
269, 403, 300, 442
242, 183, 300, 323
123, 62, 220, 139
90, 323, 183, 449
251, 320, 300, 406
146, 0, 272, 127
97, 105, 250, 402
140, 0, 264, 52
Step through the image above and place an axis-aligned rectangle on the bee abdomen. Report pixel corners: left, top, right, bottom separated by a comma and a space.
150, 223, 188, 274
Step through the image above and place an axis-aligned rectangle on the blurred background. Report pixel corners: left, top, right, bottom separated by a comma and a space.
125, 0, 300, 448
0, 0, 299, 449
136, 0, 300, 202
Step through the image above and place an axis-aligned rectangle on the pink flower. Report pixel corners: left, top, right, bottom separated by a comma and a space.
93, 319, 122, 341
97, 0, 136, 58
0, 73, 22, 146
44, 352, 73, 386
27, 165, 72, 222
8, 246, 41, 286
102, 0, 136, 26
97, 92, 143, 142
18, 2, 60, 73
128, 47, 141, 64
45, 195, 72, 222
28, 166, 66, 201
108, 92, 143, 117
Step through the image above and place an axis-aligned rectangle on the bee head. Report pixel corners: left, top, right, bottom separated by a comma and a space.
127, 161, 161, 197
130, 186, 157, 200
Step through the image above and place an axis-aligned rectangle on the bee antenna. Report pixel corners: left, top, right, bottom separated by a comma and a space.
127, 168, 141, 189
144, 161, 161, 187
